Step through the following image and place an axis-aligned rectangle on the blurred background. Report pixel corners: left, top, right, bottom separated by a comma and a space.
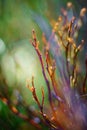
0, 0, 87, 130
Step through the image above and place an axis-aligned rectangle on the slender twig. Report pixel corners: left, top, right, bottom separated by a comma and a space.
31, 30, 54, 111
45, 49, 64, 103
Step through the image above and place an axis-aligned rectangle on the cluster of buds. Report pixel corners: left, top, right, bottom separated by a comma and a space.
27, 4, 87, 130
